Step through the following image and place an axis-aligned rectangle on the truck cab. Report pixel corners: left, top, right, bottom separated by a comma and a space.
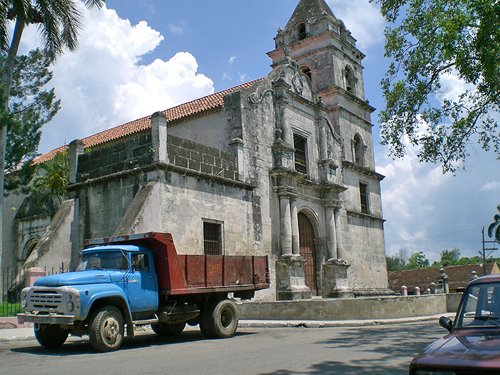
77, 245, 159, 313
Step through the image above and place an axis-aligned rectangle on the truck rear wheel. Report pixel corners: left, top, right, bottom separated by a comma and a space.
89, 306, 124, 352
34, 324, 68, 349
151, 322, 186, 337
202, 299, 238, 338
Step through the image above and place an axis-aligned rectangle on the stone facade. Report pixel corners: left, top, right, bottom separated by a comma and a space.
2, 0, 390, 301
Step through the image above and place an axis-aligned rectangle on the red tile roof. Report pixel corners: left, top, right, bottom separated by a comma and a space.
34, 79, 263, 164
388, 263, 500, 293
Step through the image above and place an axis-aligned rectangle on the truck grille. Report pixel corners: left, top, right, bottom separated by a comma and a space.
29, 290, 63, 310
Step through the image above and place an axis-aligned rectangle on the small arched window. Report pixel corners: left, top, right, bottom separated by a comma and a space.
353, 134, 364, 165
345, 66, 355, 93
301, 66, 312, 81
298, 23, 307, 40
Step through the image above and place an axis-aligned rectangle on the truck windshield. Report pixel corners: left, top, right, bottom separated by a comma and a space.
456, 282, 500, 328
77, 250, 129, 271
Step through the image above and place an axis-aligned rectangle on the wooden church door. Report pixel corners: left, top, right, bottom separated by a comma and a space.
298, 212, 317, 295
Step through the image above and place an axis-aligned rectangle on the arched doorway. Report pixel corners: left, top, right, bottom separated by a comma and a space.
298, 212, 317, 295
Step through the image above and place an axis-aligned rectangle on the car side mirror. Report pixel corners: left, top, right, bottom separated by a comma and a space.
439, 316, 453, 332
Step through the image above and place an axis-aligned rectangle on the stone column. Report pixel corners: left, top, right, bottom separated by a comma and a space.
291, 198, 300, 256
280, 195, 293, 256
334, 208, 344, 259
68, 139, 85, 184
326, 207, 338, 261
151, 111, 168, 164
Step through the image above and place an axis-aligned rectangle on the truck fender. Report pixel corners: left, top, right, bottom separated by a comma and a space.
78, 284, 134, 335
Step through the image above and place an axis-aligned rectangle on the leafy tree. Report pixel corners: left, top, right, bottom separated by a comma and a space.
30, 150, 69, 204
386, 253, 406, 271
0, 0, 105, 301
372, 0, 499, 173
1, 49, 60, 193
456, 256, 482, 266
488, 204, 500, 241
439, 248, 461, 267
407, 251, 430, 269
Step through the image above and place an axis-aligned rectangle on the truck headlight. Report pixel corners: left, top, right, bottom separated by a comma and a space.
67, 301, 75, 312
21, 299, 27, 309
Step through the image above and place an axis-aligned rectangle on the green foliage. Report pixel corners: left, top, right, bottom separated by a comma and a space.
0, 300, 21, 317
31, 150, 69, 203
439, 247, 461, 267
386, 252, 407, 271
1, 0, 105, 59
487, 204, 500, 241
372, 0, 499, 172
1, 49, 60, 193
407, 251, 431, 269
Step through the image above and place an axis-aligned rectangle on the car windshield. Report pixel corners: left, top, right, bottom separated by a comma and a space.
77, 250, 129, 271
456, 282, 500, 328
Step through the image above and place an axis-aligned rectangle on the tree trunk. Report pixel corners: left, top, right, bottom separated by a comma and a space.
0, 17, 25, 303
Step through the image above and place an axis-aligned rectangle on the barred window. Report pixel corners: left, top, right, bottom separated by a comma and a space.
294, 134, 308, 174
203, 221, 222, 255
360, 182, 369, 214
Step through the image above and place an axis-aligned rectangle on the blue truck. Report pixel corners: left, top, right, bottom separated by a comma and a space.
18, 232, 269, 351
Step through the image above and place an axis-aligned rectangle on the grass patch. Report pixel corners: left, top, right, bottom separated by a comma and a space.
0, 301, 21, 317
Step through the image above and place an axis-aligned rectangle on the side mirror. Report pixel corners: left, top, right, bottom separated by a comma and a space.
439, 316, 453, 332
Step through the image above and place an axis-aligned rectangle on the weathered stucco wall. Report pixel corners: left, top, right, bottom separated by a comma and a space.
239, 294, 449, 320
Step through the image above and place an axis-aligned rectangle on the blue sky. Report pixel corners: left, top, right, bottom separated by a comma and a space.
17, 0, 500, 262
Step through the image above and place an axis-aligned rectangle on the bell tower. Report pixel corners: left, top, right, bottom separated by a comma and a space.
267, 0, 377, 172
268, 0, 389, 297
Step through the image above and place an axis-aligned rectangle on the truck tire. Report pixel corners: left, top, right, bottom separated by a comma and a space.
204, 299, 239, 338
199, 305, 215, 338
89, 306, 124, 352
34, 324, 68, 349
151, 322, 186, 337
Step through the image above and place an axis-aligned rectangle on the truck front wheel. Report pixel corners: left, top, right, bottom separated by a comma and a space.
202, 299, 239, 338
89, 306, 124, 352
34, 324, 68, 349
151, 322, 186, 337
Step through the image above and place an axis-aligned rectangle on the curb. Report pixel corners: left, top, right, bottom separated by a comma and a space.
238, 314, 453, 328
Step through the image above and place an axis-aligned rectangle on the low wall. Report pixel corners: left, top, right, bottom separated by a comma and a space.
446, 293, 462, 314
239, 294, 449, 321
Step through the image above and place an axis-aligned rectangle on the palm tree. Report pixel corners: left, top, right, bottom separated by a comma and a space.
488, 205, 500, 242
0, 0, 105, 300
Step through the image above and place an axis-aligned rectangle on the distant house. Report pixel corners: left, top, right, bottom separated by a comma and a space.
388, 263, 500, 294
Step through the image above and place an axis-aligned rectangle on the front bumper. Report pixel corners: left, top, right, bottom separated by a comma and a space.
17, 313, 76, 325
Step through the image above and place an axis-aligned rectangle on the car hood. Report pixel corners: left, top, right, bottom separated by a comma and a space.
33, 271, 126, 286
414, 329, 500, 370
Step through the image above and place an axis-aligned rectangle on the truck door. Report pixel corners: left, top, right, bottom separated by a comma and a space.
127, 252, 158, 312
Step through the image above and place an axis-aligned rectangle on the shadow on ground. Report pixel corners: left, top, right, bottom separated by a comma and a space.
260, 323, 445, 375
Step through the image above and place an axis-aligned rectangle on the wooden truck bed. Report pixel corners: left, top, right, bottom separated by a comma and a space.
84, 232, 270, 296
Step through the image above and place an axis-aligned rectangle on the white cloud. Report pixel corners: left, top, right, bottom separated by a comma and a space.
436, 69, 474, 103
18, 4, 214, 153
168, 21, 186, 35
239, 73, 251, 83
229, 56, 237, 64
327, 0, 385, 50
377, 138, 499, 262
481, 181, 500, 192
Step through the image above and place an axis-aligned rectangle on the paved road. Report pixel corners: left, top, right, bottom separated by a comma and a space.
0, 321, 445, 375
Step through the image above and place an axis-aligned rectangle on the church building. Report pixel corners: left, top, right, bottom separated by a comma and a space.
3, 0, 389, 301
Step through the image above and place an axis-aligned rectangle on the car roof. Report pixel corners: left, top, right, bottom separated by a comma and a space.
469, 273, 500, 286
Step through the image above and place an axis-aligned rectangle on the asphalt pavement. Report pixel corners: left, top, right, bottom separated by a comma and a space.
0, 313, 453, 343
